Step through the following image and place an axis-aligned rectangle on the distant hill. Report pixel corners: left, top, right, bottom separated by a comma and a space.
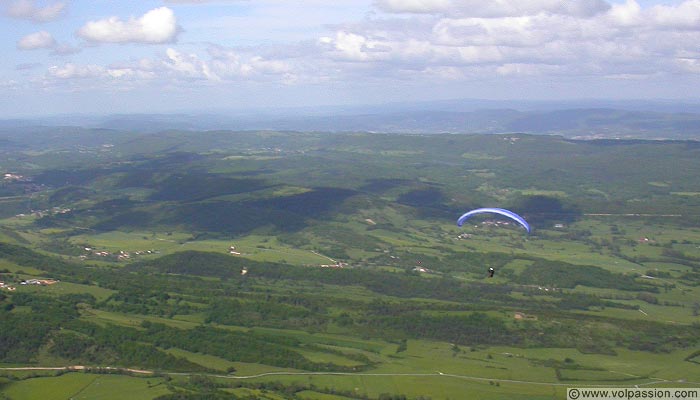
3, 99, 700, 139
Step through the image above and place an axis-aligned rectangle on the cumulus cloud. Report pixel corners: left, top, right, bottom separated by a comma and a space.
17, 30, 55, 50
374, 0, 452, 14
15, 30, 81, 55
161, 46, 295, 81
162, 0, 239, 3
319, 31, 390, 62
163, 48, 218, 79
48, 63, 105, 79
4, 0, 65, 22
374, 0, 611, 18
77, 7, 180, 44
43, 45, 297, 89
46, 63, 155, 82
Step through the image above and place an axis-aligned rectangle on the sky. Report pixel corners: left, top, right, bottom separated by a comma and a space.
1, 0, 700, 117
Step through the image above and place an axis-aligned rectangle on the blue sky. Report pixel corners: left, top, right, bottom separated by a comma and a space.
1, 0, 699, 117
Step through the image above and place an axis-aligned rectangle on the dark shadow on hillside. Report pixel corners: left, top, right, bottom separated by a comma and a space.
33, 168, 111, 186
36, 198, 145, 230
398, 187, 453, 219
48, 186, 94, 206
170, 187, 358, 234
509, 195, 582, 226
149, 173, 268, 202
359, 178, 413, 193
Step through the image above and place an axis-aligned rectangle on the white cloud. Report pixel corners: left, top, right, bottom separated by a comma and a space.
162, 0, 243, 3
15, 30, 80, 55
48, 63, 105, 79
17, 30, 55, 50
606, 0, 643, 26
46, 63, 156, 82
164, 48, 218, 80
374, 0, 611, 18
649, 0, 700, 29
319, 31, 390, 61
5, 0, 65, 22
0, 79, 19, 89
41, 46, 297, 90
374, 0, 451, 14
419, 66, 465, 80
166, 46, 296, 81
676, 57, 700, 73
77, 7, 180, 44
496, 63, 562, 76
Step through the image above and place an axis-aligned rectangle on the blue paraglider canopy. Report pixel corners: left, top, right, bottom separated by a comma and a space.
457, 208, 531, 233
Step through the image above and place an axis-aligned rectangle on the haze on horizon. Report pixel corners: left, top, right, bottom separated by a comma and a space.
1, 0, 700, 118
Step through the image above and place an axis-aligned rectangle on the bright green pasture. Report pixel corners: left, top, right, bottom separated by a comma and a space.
70, 375, 170, 400
68, 230, 191, 261
231, 342, 700, 399
643, 262, 693, 276
68, 231, 330, 265
250, 327, 387, 354
225, 387, 288, 399
226, 361, 300, 376
14, 281, 115, 301
582, 300, 697, 324
572, 285, 700, 323
2, 373, 170, 400
488, 346, 700, 383
296, 390, 356, 400
519, 189, 568, 197
165, 348, 236, 372
81, 308, 203, 330
295, 350, 366, 368
246, 373, 567, 400
0, 258, 43, 275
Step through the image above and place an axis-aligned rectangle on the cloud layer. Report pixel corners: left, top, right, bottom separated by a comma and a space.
315, 0, 700, 80
7, 0, 700, 108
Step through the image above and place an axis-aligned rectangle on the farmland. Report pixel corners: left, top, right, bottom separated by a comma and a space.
1, 129, 700, 399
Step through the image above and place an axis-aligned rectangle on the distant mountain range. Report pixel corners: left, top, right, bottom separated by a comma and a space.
3, 99, 700, 139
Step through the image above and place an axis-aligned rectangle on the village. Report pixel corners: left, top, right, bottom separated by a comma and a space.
455, 220, 519, 239
3, 173, 28, 182
15, 206, 72, 219
80, 247, 159, 261
0, 278, 60, 291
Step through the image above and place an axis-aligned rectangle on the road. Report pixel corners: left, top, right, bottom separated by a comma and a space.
2, 366, 696, 388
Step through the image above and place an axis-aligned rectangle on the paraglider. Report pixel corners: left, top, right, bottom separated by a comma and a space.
457, 207, 531, 234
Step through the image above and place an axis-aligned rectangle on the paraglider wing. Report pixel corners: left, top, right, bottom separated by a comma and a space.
457, 208, 531, 233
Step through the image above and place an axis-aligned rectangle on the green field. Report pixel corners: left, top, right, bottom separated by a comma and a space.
2, 373, 170, 400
